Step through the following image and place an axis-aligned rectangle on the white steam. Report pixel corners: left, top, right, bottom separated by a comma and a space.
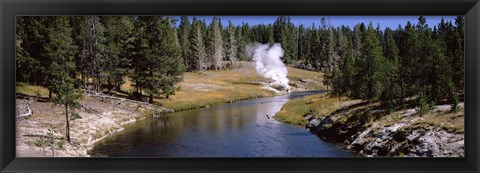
247, 43, 290, 90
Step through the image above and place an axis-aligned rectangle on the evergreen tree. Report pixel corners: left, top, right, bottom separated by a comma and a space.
273, 16, 293, 64
190, 18, 208, 71
87, 16, 106, 92
211, 17, 224, 70
19, 17, 51, 87
318, 17, 330, 71
354, 23, 388, 100
159, 18, 185, 99
331, 26, 354, 96
127, 18, 148, 99
381, 27, 401, 109
396, 22, 418, 101
266, 24, 275, 46
178, 16, 192, 71
16, 17, 40, 83
100, 16, 134, 93
44, 17, 82, 143
304, 23, 318, 70
226, 21, 237, 66
327, 21, 337, 72
133, 17, 184, 103
297, 24, 308, 62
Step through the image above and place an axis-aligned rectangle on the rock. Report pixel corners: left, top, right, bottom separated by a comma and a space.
303, 114, 314, 121
270, 83, 289, 92
299, 79, 309, 83
306, 118, 321, 130
314, 116, 333, 132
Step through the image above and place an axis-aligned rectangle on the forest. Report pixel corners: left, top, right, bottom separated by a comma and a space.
16, 15, 464, 115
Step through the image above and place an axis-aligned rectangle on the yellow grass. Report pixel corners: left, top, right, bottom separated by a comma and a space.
276, 91, 464, 134
370, 103, 464, 134
16, 82, 49, 97
286, 67, 325, 89
274, 94, 351, 126
156, 62, 275, 111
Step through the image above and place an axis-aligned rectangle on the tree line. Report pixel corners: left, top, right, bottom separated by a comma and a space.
16, 16, 184, 104
326, 16, 464, 112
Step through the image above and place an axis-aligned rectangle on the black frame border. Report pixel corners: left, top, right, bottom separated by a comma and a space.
1, 0, 479, 173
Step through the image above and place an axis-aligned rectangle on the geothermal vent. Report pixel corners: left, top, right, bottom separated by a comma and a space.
247, 43, 290, 92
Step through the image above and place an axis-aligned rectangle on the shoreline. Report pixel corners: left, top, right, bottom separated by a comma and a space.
16, 87, 315, 157
274, 93, 465, 157
16, 95, 156, 157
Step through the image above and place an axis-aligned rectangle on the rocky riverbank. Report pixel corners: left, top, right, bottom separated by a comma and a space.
16, 94, 171, 157
305, 101, 464, 157
275, 93, 464, 157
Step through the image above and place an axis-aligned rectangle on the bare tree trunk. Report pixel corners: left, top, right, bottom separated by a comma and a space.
65, 104, 70, 143
51, 142, 55, 157
81, 73, 86, 89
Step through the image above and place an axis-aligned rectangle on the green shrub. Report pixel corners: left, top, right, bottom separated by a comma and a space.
417, 89, 433, 114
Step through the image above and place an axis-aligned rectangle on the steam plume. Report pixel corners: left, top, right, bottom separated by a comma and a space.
247, 43, 290, 90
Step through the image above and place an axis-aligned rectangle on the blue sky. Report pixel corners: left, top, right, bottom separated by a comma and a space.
173, 16, 458, 30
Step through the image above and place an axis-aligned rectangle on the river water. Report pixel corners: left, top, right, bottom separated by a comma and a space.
90, 91, 354, 157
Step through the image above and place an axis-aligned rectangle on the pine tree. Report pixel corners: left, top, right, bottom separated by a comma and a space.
381, 27, 401, 110
178, 16, 192, 71
16, 17, 40, 83
331, 26, 354, 96
132, 17, 184, 103
327, 22, 337, 72
190, 18, 208, 71
267, 24, 275, 46
273, 16, 292, 64
306, 23, 321, 70
297, 24, 307, 62
44, 17, 82, 143
355, 23, 387, 100
226, 21, 237, 67
159, 18, 185, 99
19, 17, 51, 87
211, 17, 224, 70
315, 17, 331, 71
76, 16, 106, 92
100, 16, 134, 93
396, 21, 419, 101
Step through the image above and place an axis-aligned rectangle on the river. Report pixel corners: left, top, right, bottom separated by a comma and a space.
90, 91, 355, 157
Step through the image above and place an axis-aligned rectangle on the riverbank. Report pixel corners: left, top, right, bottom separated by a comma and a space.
16, 62, 325, 157
16, 95, 158, 157
274, 93, 465, 157
122, 61, 325, 111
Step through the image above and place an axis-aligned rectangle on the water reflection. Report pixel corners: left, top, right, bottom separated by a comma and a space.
90, 91, 354, 157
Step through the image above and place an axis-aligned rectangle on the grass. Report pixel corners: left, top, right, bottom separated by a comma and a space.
16, 82, 49, 97
411, 109, 464, 133
275, 92, 465, 135
274, 93, 351, 126
155, 63, 275, 111
286, 67, 325, 89
119, 61, 325, 111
